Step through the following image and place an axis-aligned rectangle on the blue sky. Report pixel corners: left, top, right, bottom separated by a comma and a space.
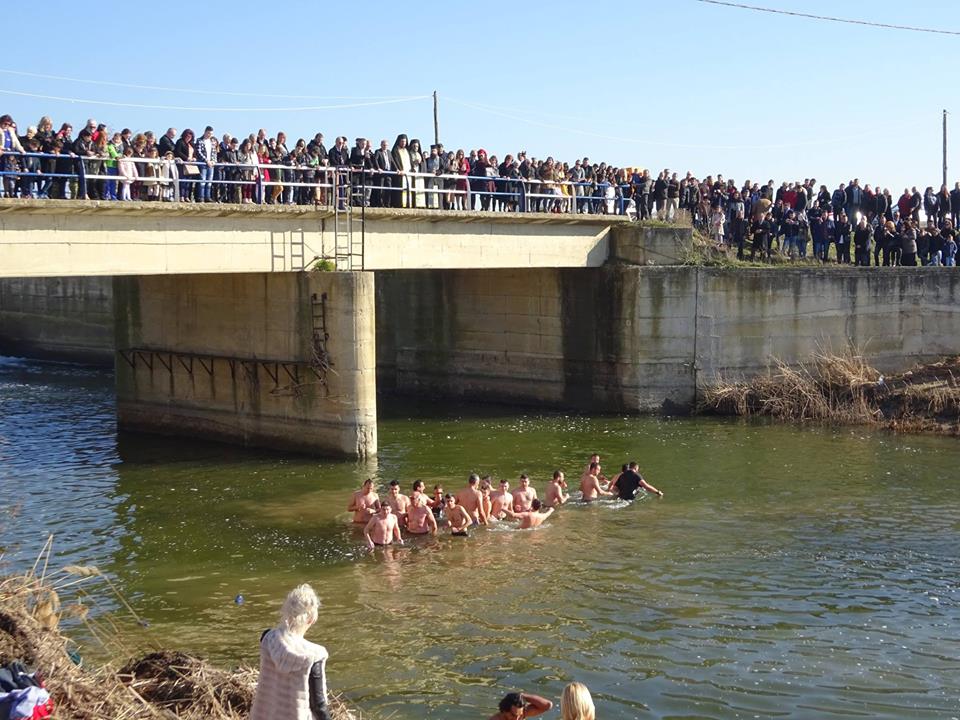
1, 0, 956, 191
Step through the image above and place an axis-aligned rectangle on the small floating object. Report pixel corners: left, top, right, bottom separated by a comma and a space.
138, 619, 151, 628
234, 594, 245, 605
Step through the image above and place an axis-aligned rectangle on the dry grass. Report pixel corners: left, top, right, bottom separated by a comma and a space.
700, 350, 960, 433
0, 538, 360, 720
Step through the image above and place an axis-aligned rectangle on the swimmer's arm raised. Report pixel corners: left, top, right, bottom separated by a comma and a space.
520, 692, 553, 718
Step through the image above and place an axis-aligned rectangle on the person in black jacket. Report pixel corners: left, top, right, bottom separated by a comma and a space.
834, 212, 852, 264
922, 186, 938, 226
873, 189, 888, 223
653, 171, 668, 220
950, 182, 960, 229
853, 217, 872, 266
936, 184, 951, 228
729, 210, 749, 260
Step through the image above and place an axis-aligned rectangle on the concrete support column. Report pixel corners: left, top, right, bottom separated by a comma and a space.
114, 271, 376, 458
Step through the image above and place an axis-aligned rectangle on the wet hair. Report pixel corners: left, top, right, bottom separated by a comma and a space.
389, 480, 399, 487
622, 464, 629, 473
362, 478, 374, 488
628, 461, 639, 470
589, 462, 599, 471
469, 473, 480, 485
519, 474, 529, 481
531, 499, 542, 511
499, 693, 524, 713
412, 480, 424, 492
553, 469, 563, 480
444, 493, 455, 502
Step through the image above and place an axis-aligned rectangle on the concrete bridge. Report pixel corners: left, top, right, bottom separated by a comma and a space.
0, 199, 620, 277
1, 199, 958, 459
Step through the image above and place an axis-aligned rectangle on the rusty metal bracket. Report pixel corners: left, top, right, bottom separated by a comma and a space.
135, 350, 153, 371
176, 354, 194, 375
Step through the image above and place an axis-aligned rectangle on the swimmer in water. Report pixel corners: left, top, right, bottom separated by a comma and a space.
444, 494, 472, 536
410, 479, 426, 506
384, 480, 411, 528
509, 498, 554, 529
364, 502, 403, 549
580, 462, 612, 501
429, 484, 445, 520
490, 479, 513, 520
479, 476, 493, 522
512, 474, 537, 513
406, 493, 438, 535
544, 469, 569, 508
489, 691, 553, 720
348, 478, 380, 524
455, 473, 488, 525
609, 460, 663, 500
583, 453, 608, 487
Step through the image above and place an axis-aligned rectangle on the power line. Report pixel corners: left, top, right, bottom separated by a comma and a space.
693, 0, 960, 36
445, 97, 927, 151
0, 89, 430, 113
0, 68, 414, 100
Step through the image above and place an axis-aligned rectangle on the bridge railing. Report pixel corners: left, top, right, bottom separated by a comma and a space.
0, 151, 636, 216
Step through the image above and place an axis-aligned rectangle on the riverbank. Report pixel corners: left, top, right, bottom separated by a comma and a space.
0, 564, 358, 720
700, 351, 960, 434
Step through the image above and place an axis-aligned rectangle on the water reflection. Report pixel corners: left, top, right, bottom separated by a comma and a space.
1, 358, 959, 719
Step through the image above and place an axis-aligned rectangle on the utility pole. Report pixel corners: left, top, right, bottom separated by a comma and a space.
943, 109, 948, 189
433, 91, 440, 148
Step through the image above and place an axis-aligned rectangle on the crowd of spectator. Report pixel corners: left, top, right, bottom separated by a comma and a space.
1, 112, 958, 266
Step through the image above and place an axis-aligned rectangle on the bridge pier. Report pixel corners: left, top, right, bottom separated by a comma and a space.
113, 271, 376, 457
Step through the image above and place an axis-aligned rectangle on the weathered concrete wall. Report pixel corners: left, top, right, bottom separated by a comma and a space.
115, 271, 376, 457
378, 267, 960, 412
693, 268, 960, 380
0, 276, 114, 365
0, 200, 619, 277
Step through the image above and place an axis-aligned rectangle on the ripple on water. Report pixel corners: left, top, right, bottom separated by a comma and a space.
2, 362, 960, 719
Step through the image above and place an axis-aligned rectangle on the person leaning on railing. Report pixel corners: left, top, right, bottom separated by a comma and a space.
0, 114, 25, 199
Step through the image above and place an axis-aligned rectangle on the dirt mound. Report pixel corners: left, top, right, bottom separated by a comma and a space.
119, 650, 257, 717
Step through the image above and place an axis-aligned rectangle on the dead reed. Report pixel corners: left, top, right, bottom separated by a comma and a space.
701, 348, 883, 424
0, 537, 360, 719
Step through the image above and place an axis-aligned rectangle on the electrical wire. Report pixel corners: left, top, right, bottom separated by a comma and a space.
445, 97, 926, 151
0, 89, 430, 113
0, 68, 416, 100
693, 0, 960, 36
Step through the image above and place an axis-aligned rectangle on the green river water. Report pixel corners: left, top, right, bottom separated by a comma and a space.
0, 357, 958, 719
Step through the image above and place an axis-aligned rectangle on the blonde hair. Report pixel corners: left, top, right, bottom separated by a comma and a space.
561, 682, 595, 720
279, 583, 320, 635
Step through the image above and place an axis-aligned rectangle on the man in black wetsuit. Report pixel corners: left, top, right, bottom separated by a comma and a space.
610, 461, 664, 500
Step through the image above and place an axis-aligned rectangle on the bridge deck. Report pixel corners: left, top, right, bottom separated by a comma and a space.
0, 199, 628, 277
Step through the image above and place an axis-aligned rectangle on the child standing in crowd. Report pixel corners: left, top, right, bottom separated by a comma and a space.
118, 147, 138, 201
160, 151, 177, 201
710, 206, 725, 248
142, 147, 161, 200
944, 234, 958, 267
